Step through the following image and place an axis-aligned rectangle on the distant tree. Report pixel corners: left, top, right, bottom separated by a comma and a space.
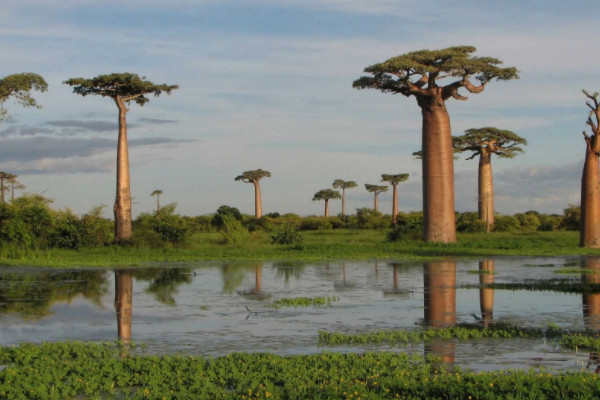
0, 172, 16, 205
581, 90, 600, 247
0, 73, 48, 122
64, 73, 178, 243
7, 176, 24, 203
312, 189, 341, 217
332, 179, 358, 216
453, 127, 526, 233
354, 46, 518, 242
151, 189, 163, 213
381, 173, 409, 224
235, 169, 271, 219
365, 184, 388, 212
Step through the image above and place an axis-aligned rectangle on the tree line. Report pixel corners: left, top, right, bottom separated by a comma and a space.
1, 45, 598, 248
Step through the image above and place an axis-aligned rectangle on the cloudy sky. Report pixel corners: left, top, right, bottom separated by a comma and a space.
1, 0, 598, 217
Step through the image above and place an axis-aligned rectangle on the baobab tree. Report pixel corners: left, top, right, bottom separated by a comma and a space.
64, 73, 178, 243
364, 184, 388, 212
581, 90, 600, 247
7, 176, 24, 203
453, 127, 526, 233
235, 169, 271, 218
332, 179, 357, 216
312, 189, 340, 217
381, 173, 409, 224
0, 73, 48, 122
354, 46, 518, 242
151, 189, 163, 213
0, 172, 16, 205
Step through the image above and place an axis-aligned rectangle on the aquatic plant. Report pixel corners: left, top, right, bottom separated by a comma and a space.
271, 296, 339, 309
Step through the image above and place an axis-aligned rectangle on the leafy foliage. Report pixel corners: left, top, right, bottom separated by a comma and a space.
271, 222, 303, 245
454, 127, 527, 160
312, 189, 341, 201
0, 73, 48, 121
235, 169, 271, 183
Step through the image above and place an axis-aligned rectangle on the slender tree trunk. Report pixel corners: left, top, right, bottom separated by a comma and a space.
374, 193, 379, 212
114, 270, 133, 349
479, 260, 494, 327
423, 260, 456, 363
253, 180, 262, 219
392, 184, 398, 224
0, 178, 5, 205
478, 151, 494, 233
10, 181, 14, 203
114, 100, 133, 243
341, 188, 346, 216
420, 98, 456, 243
324, 199, 330, 217
581, 142, 600, 247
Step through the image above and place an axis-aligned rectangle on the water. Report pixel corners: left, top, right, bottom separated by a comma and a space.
1, 257, 599, 372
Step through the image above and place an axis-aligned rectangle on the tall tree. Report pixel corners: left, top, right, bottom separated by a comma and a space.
235, 169, 271, 218
453, 127, 526, 233
7, 175, 24, 203
364, 184, 388, 212
0, 172, 16, 205
354, 46, 518, 242
312, 189, 341, 217
151, 189, 163, 214
0, 73, 48, 122
581, 90, 600, 247
332, 179, 357, 216
64, 73, 178, 243
381, 173, 409, 224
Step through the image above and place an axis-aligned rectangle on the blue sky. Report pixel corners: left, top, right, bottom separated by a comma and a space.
1, 0, 599, 217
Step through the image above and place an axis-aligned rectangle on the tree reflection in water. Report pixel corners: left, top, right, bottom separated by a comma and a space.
0, 269, 108, 319
423, 260, 456, 364
479, 260, 495, 327
114, 270, 132, 351
582, 257, 600, 373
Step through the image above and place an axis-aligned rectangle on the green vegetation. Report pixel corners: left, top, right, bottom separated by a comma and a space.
1, 230, 599, 267
318, 323, 567, 345
271, 296, 339, 309
465, 279, 600, 294
2, 341, 600, 400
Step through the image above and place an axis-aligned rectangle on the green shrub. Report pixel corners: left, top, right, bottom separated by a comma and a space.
456, 212, 486, 233
211, 205, 242, 228
300, 216, 333, 230
388, 213, 423, 241
271, 222, 303, 245
353, 208, 390, 229
493, 215, 521, 232
220, 213, 250, 244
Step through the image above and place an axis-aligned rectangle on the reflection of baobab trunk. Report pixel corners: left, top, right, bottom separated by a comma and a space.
114, 270, 133, 349
479, 260, 495, 327
582, 258, 600, 372
393, 264, 399, 289
424, 261, 456, 364
255, 265, 262, 292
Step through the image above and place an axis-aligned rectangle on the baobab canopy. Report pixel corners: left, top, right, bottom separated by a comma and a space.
0, 73, 48, 122
235, 169, 271, 183
353, 46, 518, 99
454, 127, 527, 160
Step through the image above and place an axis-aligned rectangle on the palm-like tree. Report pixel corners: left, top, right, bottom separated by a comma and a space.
332, 179, 357, 216
381, 174, 409, 224
151, 189, 163, 213
235, 169, 271, 218
312, 189, 341, 217
365, 184, 388, 212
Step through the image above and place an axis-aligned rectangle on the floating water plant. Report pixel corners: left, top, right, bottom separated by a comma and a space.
271, 296, 339, 309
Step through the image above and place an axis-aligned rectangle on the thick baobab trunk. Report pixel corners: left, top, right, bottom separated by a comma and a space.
581, 146, 600, 247
582, 258, 600, 372
324, 199, 330, 217
253, 180, 262, 219
479, 260, 494, 326
114, 101, 133, 243
420, 102, 456, 243
423, 260, 456, 363
373, 193, 379, 212
341, 188, 346, 216
478, 151, 494, 233
391, 185, 398, 224
114, 270, 133, 347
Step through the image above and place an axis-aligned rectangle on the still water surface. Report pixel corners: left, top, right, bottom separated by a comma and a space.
1, 257, 599, 372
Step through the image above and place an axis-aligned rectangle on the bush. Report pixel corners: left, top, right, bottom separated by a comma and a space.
220, 213, 250, 244
211, 205, 242, 228
456, 212, 486, 233
300, 216, 333, 231
271, 222, 303, 245
352, 208, 390, 230
493, 215, 521, 232
79, 206, 113, 247
387, 214, 423, 241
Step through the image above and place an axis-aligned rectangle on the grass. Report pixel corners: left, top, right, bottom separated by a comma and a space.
0, 230, 598, 268
2, 341, 600, 399
271, 296, 339, 309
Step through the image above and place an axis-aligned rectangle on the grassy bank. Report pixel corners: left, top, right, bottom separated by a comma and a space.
2, 341, 600, 399
1, 230, 599, 268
